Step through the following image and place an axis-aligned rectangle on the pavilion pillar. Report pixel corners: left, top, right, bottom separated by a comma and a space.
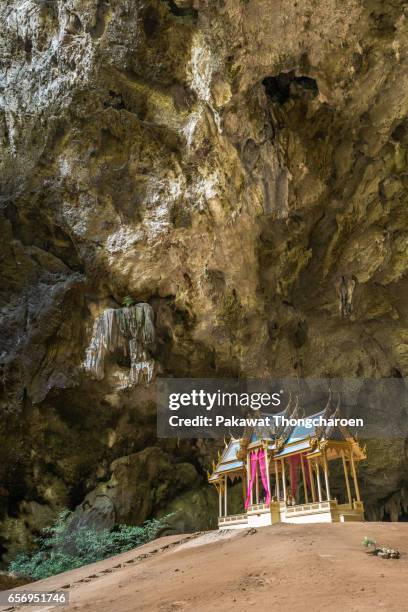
341, 449, 352, 507
265, 446, 270, 503
218, 483, 222, 517
316, 459, 323, 502
224, 475, 228, 516
350, 450, 361, 502
323, 452, 331, 501
246, 453, 250, 488
275, 460, 280, 500
255, 467, 259, 504
281, 459, 287, 503
308, 458, 316, 502
246, 452, 253, 506
289, 460, 294, 500
300, 454, 308, 503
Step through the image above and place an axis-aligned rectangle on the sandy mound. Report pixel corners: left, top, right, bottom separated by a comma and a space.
2, 523, 408, 612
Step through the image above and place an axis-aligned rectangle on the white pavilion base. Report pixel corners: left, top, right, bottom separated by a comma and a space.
218, 500, 364, 529
218, 513, 248, 529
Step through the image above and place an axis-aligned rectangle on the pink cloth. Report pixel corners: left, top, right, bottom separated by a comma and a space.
258, 448, 271, 504
289, 454, 301, 497
289, 454, 312, 498
244, 451, 258, 509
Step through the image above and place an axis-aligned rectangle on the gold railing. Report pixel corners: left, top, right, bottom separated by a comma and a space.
337, 502, 353, 510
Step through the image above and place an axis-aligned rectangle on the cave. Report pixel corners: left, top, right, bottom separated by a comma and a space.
1, 0, 408, 602
262, 72, 319, 104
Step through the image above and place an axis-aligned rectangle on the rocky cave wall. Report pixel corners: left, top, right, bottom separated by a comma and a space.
1, 0, 408, 560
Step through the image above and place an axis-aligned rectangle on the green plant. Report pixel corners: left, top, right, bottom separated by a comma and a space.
122, 296, 135, 308
9, 511, 171, 580
362, 536, 377, 549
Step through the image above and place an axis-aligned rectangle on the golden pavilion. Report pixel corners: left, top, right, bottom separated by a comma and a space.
208, 395, 366, 528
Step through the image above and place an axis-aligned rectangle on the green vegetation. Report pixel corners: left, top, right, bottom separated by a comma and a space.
9, 511, 170, 580
122, 296, 135, 307
362, 536, 377, 549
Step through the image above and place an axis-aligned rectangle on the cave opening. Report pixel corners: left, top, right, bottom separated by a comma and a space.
262, 72, 318, 104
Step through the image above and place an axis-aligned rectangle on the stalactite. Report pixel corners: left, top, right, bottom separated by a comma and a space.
83, 303, 155, 385
382, 486, 408, 522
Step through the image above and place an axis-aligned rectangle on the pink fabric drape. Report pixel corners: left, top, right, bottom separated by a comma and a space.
244, 451, 258, 509
289, 454, 311, 498
258, 448, 271, 504
245, 449, 272, 508
289, 454, 301, 497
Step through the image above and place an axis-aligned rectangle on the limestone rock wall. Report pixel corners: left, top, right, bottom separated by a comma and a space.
1, 0, 408, 559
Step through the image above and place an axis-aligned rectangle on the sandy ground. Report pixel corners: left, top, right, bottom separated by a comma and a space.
2, 523, 408, 612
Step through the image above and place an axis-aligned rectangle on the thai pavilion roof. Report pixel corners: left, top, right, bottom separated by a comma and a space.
208, 393, 364, 481
243, 394, 296, 444
274, 439, 311, 457
208, 438, 243, 482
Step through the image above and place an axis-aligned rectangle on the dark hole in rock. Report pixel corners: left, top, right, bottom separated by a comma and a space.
391, 120, 408, 143
112, 351, 131, 369
165, 0, 198, 19
313, 129, 327, 141
391, 368, 403, 378
24, 37, 32, 62
368, 8, 397, 36
262, 72, 318, 104
293, 320, 308, 348
143, 6, 160, 36
103, 90, 126, 111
